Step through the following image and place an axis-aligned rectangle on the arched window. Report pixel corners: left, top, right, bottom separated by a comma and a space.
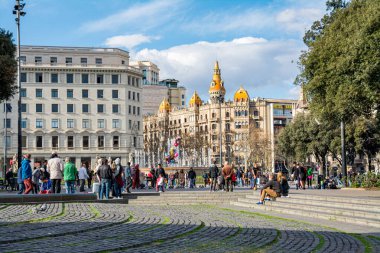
226, 112, 230, 118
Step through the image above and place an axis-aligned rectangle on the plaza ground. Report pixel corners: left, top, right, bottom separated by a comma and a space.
0, 188, 379, 252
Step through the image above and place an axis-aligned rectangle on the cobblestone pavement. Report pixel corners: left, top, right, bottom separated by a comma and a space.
0, 203, 378, 253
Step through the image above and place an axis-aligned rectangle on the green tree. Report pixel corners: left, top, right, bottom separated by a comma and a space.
0, 28, 17, 102
297, 0, 380, 122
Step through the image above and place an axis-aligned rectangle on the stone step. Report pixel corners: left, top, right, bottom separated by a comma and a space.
237, 198, 380, 220
244, 193, 380, 206
230, 201, 380, 228
128, 199, 231, 205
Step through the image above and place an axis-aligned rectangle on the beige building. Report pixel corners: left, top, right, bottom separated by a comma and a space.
143, 62, 297, 170
0, 46, 144, 169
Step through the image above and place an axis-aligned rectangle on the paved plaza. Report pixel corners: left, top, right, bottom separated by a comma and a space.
0, 199, 379, 253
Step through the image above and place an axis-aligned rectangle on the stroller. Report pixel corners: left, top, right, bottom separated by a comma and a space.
39, 179, 52, 194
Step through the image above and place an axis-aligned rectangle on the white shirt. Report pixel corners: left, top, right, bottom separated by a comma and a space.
78, 167, 89, 180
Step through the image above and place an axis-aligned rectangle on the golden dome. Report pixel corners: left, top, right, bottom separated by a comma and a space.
234, 87, 249, 102
189, 91, 202, 107
209, 61, 226, 94
159, 98, 171, 113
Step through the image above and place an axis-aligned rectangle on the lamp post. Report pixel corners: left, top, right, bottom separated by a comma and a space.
341, 120, 347, 185
13, 0, 26, 168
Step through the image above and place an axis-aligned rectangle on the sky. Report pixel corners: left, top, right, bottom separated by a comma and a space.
0, 0, 327, 101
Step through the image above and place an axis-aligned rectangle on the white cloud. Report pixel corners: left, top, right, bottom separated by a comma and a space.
104, 34, 160, 50
276, 8, 324, 33
80, 0, 183, 33
132, 37, 303, 101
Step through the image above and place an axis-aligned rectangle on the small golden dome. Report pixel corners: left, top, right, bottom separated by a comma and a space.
189, 91, 202, 107
234, 87, 249, 102
209, 61, 226, 94
159, 98, 171, 113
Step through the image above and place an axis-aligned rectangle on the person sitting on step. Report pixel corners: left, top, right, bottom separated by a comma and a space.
257, 173, 281, 205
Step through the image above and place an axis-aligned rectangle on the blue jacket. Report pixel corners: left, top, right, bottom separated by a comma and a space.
21, 159, 32, 180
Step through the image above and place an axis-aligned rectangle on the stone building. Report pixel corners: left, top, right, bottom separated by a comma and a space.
0, 46, 144, 169
143, 62, 297, 171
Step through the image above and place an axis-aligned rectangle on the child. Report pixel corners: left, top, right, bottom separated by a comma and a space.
157, 174, 164, 193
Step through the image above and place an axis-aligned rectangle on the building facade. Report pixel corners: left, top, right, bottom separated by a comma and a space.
143, 62, 297, 171
142, 78, 186, 116
0, 46, 144, 169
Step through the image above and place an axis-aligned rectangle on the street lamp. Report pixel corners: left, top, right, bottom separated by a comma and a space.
13, 0, 26, 168
219, 95, 223, 167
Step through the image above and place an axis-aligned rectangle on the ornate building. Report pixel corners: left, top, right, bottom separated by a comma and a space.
143, 62, 297, 171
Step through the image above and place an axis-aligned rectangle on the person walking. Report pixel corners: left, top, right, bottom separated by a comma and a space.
113, 158, 124, 199
17, 167, 24, 194
291, 163, 301, 190
21, 154, 33, 194
32, 166, 42, 194
222, 161, 234, 192
86, 163, 93, 189
202, 171, 209, 188
307, 167, 313, 189
96, 158, 113, 200
132, 164, 140, 189
178, 169, 185, 188
63, 157, 77, 194
188, 167, 197, 189
299, 164, 307, 190
48, 152, 63, 193
257, 173, 281, 205
78, 163, 89, 192
124, 162, 132, 193
209, 161, 219, 192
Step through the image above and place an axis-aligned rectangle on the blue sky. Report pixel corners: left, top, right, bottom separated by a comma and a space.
0, 0, 327, 101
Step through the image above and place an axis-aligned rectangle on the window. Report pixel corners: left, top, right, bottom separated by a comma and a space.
112, 119, 120, 128
51, 119, 59, 128
112, 104, 119, 113
22, 118, 27, 128
97, 104, 104, 113
36, 119, 43, 128
133, 106, 136, 115
65, 57, 72, 65
97, 74, 104, 84
113, 136, 119, 148
97, 90, 103, 98
51, 89, 58, 98
67, 89, 73, 98
36, 104, 43, 113
51, 73, 58, 83
132, 92, 135, 100
82, 74, 88, 84
112, 74, 118, 84
36, 73, 43, 82
122, 60, 125, 65
82, 136, 89, 149
52, 104, 59, 113
82, 119, 90, 128
96, 58, 102, 65
67, 73, 73, 84
22, 136, 27, 148
133, 137, 137, 147
254, 110, 259, 116
98, 136, 104, 148
128, 91, 131, 100
98, 119, 105, 128
67, 104, 74, 113
20, 88, 26, 97
21, 72, 27, 82
20, 56, 26, 63
67, 136, 74, 149
137, 93, 140, 101
82, 104, 89, 113
137, 107, 140, 116
67, 119, 74, 128
35, 56, 42, 64
50, 57, 57, 65
81, 58, 87, 65
82, 89, 89, 98
137, 121, 140, 130
128, 76, 131, 85
52, 136, 59, 148
3, 119, 11, 128
21, 103, 27, 113
112, 90, 118, 99
36, 89, 42, 98
128, 120, 132, 129
182, 94, 185, 99
36, 136, 43, 148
